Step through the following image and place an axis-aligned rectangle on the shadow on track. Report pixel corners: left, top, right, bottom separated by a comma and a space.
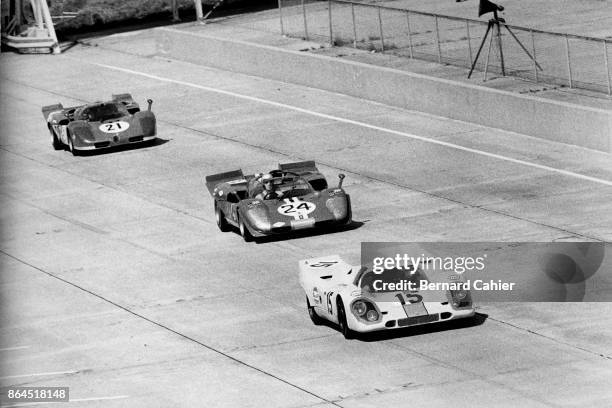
71, 138, 169, 157
316, 313, 488, 342
252, 220, 366, 244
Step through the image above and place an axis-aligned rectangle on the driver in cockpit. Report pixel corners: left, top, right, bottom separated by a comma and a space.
255, 174, 284, 200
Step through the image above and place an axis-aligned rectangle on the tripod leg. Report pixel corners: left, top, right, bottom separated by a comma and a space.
496, 22, 505, 76
468, 22, 492, 78
484, 29, 494, 81
505, 26, 543, 71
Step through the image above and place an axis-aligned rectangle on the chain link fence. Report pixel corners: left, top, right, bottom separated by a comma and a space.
279, 0, 612, 95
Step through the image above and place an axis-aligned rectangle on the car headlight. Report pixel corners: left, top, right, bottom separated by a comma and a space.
352, 300, 367, 316
366, 310, 379, 322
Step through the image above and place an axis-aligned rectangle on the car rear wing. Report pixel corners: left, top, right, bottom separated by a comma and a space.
279, 160, 318, 174
298, 255, 353, 282
205, 169, 245, 195
42, 103, 64, 119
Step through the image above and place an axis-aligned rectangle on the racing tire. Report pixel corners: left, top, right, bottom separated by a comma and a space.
307, 297, 323, 325
67, 132, 79, 156
50, 128, 63, 150
336, 299, 354, 339
238, 215, 253, 242
215, 204, 230, 232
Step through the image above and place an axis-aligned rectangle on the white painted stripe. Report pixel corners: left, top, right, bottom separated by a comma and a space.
0, 346, 30, 352
0, 370, 78, 380
84, 61, 612, 188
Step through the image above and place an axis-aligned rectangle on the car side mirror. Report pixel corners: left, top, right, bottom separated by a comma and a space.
338, 174, 345, 189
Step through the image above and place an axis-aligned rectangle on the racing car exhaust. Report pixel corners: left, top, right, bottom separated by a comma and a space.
338, 174, 345, 189
147, 99, 153, 111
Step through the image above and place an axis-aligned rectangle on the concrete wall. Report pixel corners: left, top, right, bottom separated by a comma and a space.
156, 27, 612, 153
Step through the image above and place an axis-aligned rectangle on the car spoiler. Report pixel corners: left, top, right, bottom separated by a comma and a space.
205, 169, 245, 195
42, 103, 64, 119
279, 160, 318, 174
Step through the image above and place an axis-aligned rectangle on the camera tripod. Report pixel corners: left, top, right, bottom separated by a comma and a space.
468, 15, 542, 79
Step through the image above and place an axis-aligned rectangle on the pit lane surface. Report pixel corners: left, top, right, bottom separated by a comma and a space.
1, 40, 612, 407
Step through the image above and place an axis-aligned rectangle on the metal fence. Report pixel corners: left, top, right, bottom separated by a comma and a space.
278, 0, 612, 95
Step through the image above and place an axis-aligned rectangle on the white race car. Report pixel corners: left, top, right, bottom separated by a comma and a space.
299, 255, 475, 338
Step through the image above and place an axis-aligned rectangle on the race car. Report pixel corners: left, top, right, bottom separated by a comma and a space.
299, 255, 475, 338
205, 161, 351, 241
42, 94, 156, 155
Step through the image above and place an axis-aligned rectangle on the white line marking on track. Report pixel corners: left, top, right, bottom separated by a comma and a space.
85, 61, 612, 188
0, 346, 30, 352
0, 370, 78, 380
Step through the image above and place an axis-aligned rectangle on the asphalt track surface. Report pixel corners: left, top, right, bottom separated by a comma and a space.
1, 38, 612, 407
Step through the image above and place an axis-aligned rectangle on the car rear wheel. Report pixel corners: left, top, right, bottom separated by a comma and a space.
337, 299, 354, 339
307, 297, 323, 325
238, 215, 253, 242
50, 128, 63, 150
215, 204, 230, 232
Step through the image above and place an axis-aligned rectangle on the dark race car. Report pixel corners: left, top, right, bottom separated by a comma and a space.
42, 93, 156, 155
205, 161, 351, 241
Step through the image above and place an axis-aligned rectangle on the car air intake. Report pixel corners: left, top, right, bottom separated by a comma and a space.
94, 142, 111, 148
397, 314, 439, 327
129, 136, 144, 142
441, 312, 452, 319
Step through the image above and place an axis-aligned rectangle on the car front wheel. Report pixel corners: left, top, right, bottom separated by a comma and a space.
307, 297, 323, 325
337, 299, 354, 339
215, 204, 230, 232
238, 215, 253, 242
67, 133, 79, 156
50, 128, 63, 150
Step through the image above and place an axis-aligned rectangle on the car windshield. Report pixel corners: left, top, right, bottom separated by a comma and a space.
356, 266, 429, 293
276, 176, 313, 198
86, 103, 128, 121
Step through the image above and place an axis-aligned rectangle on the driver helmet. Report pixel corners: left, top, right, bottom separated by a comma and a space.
262, 173, 273, 189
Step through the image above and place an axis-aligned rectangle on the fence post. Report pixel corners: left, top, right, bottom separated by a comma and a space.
278, 0, 284, 36
434, 15, 441, 63
604, 40, 611, 96
565, 35, 573, 88
328, 0, 333, 46
301, 0, 308, 40
466, 21, 472, 66
406, 11, 413, 58
378, 6, 385, 51
351, 2, 357, 48
531, 30, 538, 83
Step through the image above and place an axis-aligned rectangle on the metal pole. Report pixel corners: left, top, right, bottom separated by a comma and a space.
565, 35, 573, 88
406, 11, 414, 58
328, 0, 333, 46
277, 0, 284, 36
195, 0, 203, 22
484, 28, 494, 81
301, 0, 308, 40
434, 15, 441, 63
351, 2, 357, 48
496, 21, 505, 76
466, 21, 472, 66
604, 40, 611, 96
377, 6, 384, 51
171, 0, 180, 21
39, 0, 60, 54
531, 30, 538, 83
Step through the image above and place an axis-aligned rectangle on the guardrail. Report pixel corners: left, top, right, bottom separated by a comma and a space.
278, 0, 612, 95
